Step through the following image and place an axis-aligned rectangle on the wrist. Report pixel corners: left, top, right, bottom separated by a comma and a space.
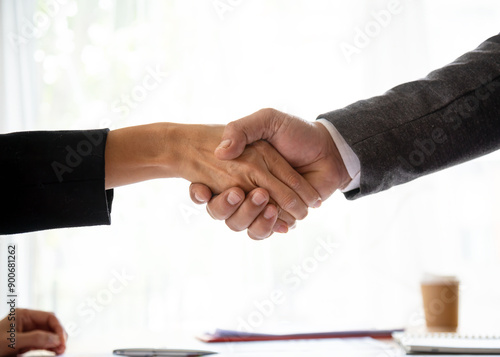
314, 121, 351, 191
330, 139, 351, 191
105, 123, 183, 188
155, 122, 186, 178
158, 123, 226, 183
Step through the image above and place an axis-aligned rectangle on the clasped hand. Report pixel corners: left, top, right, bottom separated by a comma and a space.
176, 123, 321, 238
188, 109, 350, 239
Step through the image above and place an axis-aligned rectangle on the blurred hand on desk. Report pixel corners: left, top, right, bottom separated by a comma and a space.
0, 308, 67, 356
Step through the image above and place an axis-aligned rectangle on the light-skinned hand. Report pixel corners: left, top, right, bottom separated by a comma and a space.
0, 308, 67, 356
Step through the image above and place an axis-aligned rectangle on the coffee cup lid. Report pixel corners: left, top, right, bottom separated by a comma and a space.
421, 272, 459, 284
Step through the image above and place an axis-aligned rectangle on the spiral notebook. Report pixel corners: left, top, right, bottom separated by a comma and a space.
392, 332, 500, 354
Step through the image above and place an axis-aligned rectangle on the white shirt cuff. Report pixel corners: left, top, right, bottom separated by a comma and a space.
317, 119, 361, 192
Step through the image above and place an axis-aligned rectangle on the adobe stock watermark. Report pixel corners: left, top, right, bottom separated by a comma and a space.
397, 128, 448, 170
236, 235, 341, 334
406, 282, 460, 330
64, 267, 134, 337
50, 65, 168, 182
51, 130, 105, 182
398, 75, 500, 169
99, 65, 168, 129
179, 201, 205, 224
340, 0, 402, 63
212, 0, 243, 21
8, 0, 68, 50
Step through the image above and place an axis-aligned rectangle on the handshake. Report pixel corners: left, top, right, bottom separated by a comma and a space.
106, 108, 351, 240
189, 108, 351, 239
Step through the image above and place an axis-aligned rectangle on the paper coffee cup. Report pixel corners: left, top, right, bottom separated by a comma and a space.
420, 273, 459, 330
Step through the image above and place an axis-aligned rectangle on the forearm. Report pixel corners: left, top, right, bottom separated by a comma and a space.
104, 123, 180, 189
319, 33, 500, 199
104, 123, 228, 189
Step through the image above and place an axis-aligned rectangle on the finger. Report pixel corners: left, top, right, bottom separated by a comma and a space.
189, 183, 213, 204
247, 204, 280, 240
225, 188, 270, 231
247, 145, 313, 220
52, 327, 68, 355
52, 345, 67, 355
240, 197, 295, 237
266, 197, 295, 229
19, 309, 66, 352
272, 206, 294, 234
254, 171, 310, 220
49, 338, 67, 356
45, 332, 67, 355
215, 108, 284, 160
273, 222, 288, 234
205, 187, 245, 220
276, 207, 296, 228
260, 144, 321, 209
16, 331, 61, 352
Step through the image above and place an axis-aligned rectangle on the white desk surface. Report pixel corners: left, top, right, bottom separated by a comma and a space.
24, 336, 500, 357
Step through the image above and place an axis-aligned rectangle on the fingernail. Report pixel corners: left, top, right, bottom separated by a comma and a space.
216, 139, 231, 151
289, 223, 297, 230
49, 334, 60, 345
313, 198, 322, 208
194, 192, 205, 203
263, 206, 276, 220
227, 191, 242, 205
252, 191, 267, 206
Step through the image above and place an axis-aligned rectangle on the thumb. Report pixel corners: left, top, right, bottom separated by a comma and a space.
215, 108, 282, 160
16, 331, 60, 352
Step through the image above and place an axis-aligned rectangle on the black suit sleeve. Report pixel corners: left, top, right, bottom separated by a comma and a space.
318, 33, 500, 199
0, 129, 113, 235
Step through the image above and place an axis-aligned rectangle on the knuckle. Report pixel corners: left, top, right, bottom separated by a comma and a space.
226, 160, 239, 174
287, 174, 301, 191
262, 107, 280, 119
245, 170, 259, 187
282, 197, 308, 220
282, 196, 297, 211
225, 120, 238, 132
259, 108, 274, 116
206, 205, 219, 220
276, 205, 283, 217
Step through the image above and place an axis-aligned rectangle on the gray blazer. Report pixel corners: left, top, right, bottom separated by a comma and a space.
319, 33, 500, 199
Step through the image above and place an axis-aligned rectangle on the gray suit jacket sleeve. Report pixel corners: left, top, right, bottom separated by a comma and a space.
318, 33, 500, 200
